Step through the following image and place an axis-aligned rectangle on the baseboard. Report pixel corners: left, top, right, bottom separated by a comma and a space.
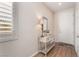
31, 51, 40, 57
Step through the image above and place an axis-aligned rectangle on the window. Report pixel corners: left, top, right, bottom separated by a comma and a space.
0, 2, 13, 33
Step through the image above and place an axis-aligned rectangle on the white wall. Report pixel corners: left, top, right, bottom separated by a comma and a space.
0, 2, 54, 57
54, 8, 74, 44
75, 3, 79, 56
33, 3, 54, 35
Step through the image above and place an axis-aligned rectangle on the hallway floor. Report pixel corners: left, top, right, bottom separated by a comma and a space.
35, 42, 77, 57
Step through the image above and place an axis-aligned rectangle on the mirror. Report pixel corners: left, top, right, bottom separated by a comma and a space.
42, 16, 49, 33
42, 16, 48, 32
41, 16, 49, 37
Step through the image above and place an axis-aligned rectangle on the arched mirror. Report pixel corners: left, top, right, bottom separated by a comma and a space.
42, 16, 48, 32
41, 16, 49, 37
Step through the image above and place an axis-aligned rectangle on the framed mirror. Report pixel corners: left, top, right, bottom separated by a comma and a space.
42, 16, 49, 33
41, 16, 49, 37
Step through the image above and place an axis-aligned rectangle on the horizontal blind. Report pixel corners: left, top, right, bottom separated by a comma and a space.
0, 2, 13, 33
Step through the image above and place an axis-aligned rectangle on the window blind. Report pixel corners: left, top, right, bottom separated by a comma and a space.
0, 2, 13, 33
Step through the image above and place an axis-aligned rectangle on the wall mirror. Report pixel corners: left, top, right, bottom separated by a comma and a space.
42, 16, 49, 33
41, 16, 49, 37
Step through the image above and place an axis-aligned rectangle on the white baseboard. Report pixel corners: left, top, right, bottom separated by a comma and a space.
31, 51, 40, 57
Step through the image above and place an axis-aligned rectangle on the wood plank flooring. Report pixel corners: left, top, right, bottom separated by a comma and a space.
34, 42, 77, 57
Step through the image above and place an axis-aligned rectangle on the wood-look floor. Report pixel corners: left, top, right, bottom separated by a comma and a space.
35, 42, 77, 57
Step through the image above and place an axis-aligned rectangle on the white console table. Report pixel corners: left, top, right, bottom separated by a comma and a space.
38, 35, 55, 56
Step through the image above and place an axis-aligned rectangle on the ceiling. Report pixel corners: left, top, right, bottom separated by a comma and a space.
44, 2, 75, 12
